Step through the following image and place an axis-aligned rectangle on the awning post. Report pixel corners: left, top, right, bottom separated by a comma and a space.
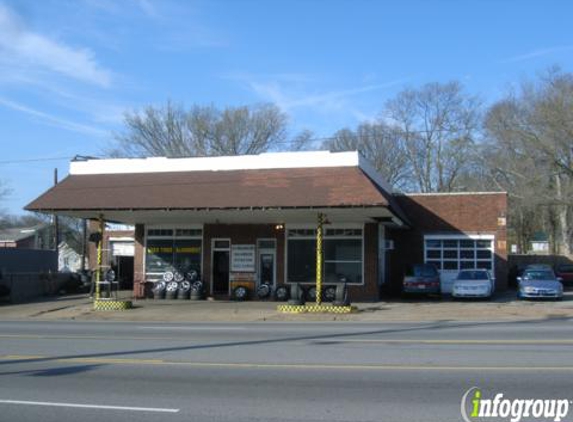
95, 214, 104, 301
315, 213, 325, 305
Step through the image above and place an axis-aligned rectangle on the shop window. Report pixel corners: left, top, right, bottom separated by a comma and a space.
146, 228, 202, 280
287, 228, 363, 284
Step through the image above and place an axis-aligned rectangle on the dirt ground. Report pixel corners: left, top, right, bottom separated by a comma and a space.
1, 290, 573, 323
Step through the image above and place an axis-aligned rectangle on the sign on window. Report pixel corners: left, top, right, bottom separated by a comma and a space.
231, 244, 256, 272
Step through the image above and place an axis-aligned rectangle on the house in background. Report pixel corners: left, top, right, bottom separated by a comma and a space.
0, 224, 53, 249
529, 232, 550, 254
58, 241, 85, 272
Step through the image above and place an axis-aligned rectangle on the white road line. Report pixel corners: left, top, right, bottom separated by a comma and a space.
0, 399, 179, 413
138, 326, 246, 330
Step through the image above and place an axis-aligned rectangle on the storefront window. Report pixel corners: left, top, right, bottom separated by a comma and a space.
146, 229, 202, 280
287, 228, 363, 284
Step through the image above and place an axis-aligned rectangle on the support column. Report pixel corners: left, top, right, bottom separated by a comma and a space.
315, 213, 324, 305
95, 214, 104, 301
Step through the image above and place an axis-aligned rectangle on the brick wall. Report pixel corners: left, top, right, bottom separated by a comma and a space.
389, 193, 508, 294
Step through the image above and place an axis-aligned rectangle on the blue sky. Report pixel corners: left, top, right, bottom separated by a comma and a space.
1, 0, 572, 215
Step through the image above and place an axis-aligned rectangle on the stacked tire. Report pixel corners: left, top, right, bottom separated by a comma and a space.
165, 281, 179, 300
177, 281, 191, 300
152, 281, 166, 299
190, 281, 204, 301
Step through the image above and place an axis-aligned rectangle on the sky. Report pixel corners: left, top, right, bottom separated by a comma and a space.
0, 0, 572, 215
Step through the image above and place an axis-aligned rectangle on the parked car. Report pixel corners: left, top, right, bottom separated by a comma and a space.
517, 268, 564, 300
452, 269, 494, 299
554, 264, 573, 287
402, 264, 440, 295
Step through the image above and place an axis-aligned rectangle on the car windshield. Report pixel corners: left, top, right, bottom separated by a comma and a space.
406, 265, 437, 277
457, 270, 488, 281
523, 271, 555, 280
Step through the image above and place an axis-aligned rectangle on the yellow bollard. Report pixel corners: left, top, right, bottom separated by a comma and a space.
315, 213, 324, 305
95, 214, 104, 301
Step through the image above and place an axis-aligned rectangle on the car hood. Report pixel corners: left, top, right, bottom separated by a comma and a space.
520, 280, 562, 289
453, 280, 490, 289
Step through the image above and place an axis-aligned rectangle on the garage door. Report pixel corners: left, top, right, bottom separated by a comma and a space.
424, 235, 494, 294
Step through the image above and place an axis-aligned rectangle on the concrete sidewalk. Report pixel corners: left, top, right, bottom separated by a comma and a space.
1, 290, 573, 322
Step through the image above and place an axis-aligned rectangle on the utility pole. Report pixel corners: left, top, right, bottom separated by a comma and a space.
53, 168, 59, 258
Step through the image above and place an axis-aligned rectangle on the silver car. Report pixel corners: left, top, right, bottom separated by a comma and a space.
518, 268, 564, 300
452, 269, 494, 299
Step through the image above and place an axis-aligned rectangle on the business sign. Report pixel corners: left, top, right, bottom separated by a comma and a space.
231, 244, 256, 272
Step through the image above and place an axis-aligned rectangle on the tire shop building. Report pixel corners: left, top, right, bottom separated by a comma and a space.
26, 150, 508, 301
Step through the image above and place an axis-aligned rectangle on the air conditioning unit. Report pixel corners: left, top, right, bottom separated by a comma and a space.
384, 240, 395, 250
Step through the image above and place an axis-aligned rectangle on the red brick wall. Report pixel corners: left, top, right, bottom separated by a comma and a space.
390, 193, 508, 293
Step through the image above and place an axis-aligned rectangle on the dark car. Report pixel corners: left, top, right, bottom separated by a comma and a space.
554, 264, 573, 287
402, 264, 440, 295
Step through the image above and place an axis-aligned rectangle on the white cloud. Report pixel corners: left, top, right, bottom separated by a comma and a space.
0, 96, 107, 137
246, 78, 407, 112
0, 4, 112, 87
501, 45, 573, 64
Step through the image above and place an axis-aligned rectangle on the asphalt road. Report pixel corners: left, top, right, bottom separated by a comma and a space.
0, 318, 572, 422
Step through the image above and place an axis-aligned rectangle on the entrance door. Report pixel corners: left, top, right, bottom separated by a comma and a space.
212, 251, 229, 294
258, 251, 275, 287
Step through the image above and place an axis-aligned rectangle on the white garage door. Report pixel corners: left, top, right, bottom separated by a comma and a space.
424, 235, 494, 294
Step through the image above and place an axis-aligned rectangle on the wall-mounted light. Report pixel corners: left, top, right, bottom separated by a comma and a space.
275, 224, 284, 230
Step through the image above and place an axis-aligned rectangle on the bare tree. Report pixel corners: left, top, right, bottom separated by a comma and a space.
323, 123, 411, 190
384, 81, 481, 192
111, 102, 291, 157
484, 68, 573, 255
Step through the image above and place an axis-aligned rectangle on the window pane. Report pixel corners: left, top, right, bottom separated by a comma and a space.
443, 240, 458, 248
325, 262, 362, 284
426, 260, 442, 270
460, 250, 475, 259
425, 239, 441, 248
288, 229, 316, 237
147, 229, 173, 237
146, 239, 173, 273
427, 250, 441, 259
287, 239, 316, 282
324, 239, 362, 261
325, 228, 362, 237
460, 261, 475, 269
477, 250, 492, 259
174, 239, 202, 276
175, 229, 202, 237
258, 240, 276, 249
443, 261, 458, 270
214, 240, 230, 249
460, 239, 474, 248
443, 250, 458, 259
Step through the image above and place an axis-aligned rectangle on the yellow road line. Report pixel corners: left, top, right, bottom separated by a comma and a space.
1, 354, 573, 371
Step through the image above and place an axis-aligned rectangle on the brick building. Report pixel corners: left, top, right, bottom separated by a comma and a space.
26, 151, 507, 300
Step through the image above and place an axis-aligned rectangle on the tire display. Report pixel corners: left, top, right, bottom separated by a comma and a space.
274, 286, 289, 301
306, 286, 317, 302
177, 281, 191, 300
162, 271, 174, 282
152, 281, 166, 299
233, 286, 249, 301
323, 286, 336, 302
257, 283, 271, 299
165, 281, 179, 299
173, 271, 185, 282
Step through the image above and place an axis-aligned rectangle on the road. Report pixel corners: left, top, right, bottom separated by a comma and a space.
0, 318, 572, 422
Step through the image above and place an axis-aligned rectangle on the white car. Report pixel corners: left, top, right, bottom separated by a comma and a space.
452, 269, 494, 299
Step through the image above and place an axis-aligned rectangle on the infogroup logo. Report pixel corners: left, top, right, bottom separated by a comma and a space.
461, 387, 571, 422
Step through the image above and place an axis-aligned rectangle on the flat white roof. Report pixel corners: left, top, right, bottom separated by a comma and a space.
70, 150, 361, 175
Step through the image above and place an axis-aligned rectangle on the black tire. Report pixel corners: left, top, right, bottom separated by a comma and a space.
162, 271, 174, 282
323, 286, 336, 302
178, 281, 191, 292
191, 280, 204, 292
257, 283, 271, 299
306, 286, 317, 302
165, 281, 178, 300
177, 289, 190, 300
233, 286, 249, 301
105, 269, 116, 282
190, 290, 202, 300
152, 281, 166, 299
275, 286, 289, 301
173, 271, 185, 282
185, 270, 199, 282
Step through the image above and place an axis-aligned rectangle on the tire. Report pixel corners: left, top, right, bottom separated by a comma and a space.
191, 280, 204, 292
173, 271, 185, 282
162, 271, 174, 282
165, 281, 178, 300
233, 286, 249, 301
190, 290, 202, 300
185, 270, 199, 282
105, 269, 116, 282
257, 283, 271, 299
152, 281, 166, 299
306, 286, 317, 302
275, 286, 289, 301
177, 281, 191, 300
323, 286, 336, 302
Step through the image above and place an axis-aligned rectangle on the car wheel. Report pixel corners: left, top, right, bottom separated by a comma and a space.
275, 286, 289, 301
162, 271, 174, 282
233, 286, 249, 301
